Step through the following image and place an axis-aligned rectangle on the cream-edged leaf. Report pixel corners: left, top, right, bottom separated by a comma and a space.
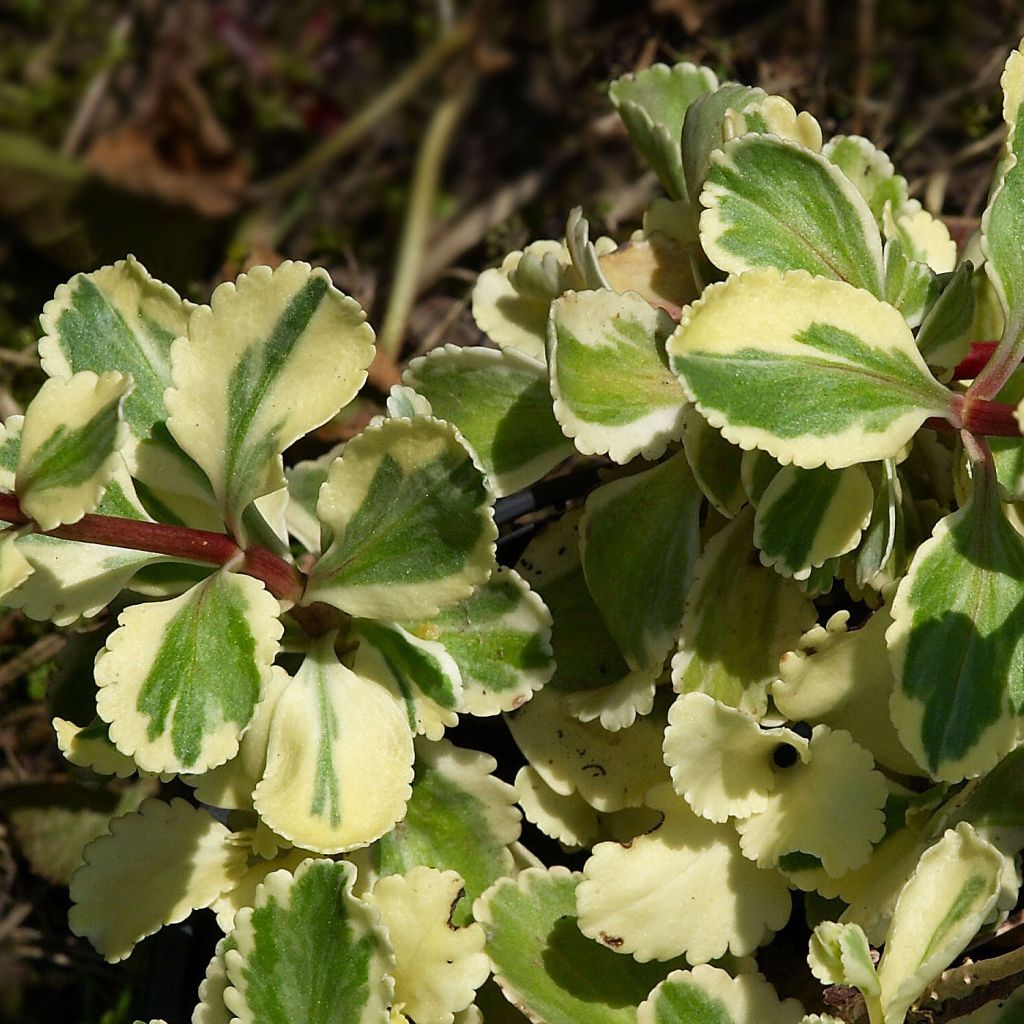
306, 416, 496, 620
637, 965, 803, 1024
282, 444, 341, 556
506, 688, 669, 812
404, 345, 571, 497
516, 510, 631, 695
682, 405, 746, 517
888, 464, 1024, 781
95, 571, 281, 775
368, 867, 489, 1024
671, 506, 816, 718
822, 135, 909, 225
210, 847, 316, 933
669, 269, 951, 470
471, 240, 577, 361
253, 633, 414, 854
577, 783, 792, 963
609, 61, 718, 199
735, 726, 888, 877
663, 693, 808, 823
724, 95, 822, 152
194, 935, 235, 1024
16, 371, 131, 529
580, 453, 702, 672
564, 667, 662, 732
38, 256, 191, 439
0, 528, 32, 600
807, 921, 880, 1023
476, 866, 681, 1024
68, 797, 245, 962
359, 738, 520, 926
775, 608, 921, 777
877, 823, 1003, 1024
400, 567, 554, 717
166, 261, 375, 533
548, 289, 687, 463
352, 618, 463, 740
53, 716, 140, 778
700, 135, 884, 295
754, 464, 873, 579
916, 262, 976, 372
387, 383, 434, 419
224, 859, 394, 1024
565, 208, 611, 291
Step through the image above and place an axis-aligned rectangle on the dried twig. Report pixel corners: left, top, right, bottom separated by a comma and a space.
0, 634, 66, 694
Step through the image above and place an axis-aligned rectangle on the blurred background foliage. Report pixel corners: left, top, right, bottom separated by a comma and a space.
1, 1, 1023, 1021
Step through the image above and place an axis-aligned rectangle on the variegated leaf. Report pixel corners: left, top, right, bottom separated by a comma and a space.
580, 452, 702, 671
669, 269, 952, 470
283, 444, 341, 556
224, 859, 394, 1024
210, 847, 317, 933
352, 618, 464, 740
807, 921, 880, 1023
476, 867, 682, 1024
403, 345, 571, 497
166, 261, 375, 533
700, 135, 884, 295
577, 783, 792, 963
637, 965, 803, 1024
16, 371, 131, 529
888, 463, 1024, 781
733, 727, 888, 878
38, 256, 191, 439
822, 135, 909, 225
682, 405, 746, 517
753, 463, 873, 580
68, 798, 245, 962
548, 289, 687, 464
359, 738, 520, 926
94, 571, 281, 774
724, 94, 822, 152
883, 236, 939, 328
609, 62, 718, 200
877, 823, 1002, 1024
916, 262, 975, 372
774, 608, 921, 777
253, 633, 414, 853
506, 688, 669, 812
399, 567, 554, 717
306, 416, 496, 620
368, 867, 489, 1024
663, 692, 808, 823
516, 510, 630, 694
671, 507, 816, 718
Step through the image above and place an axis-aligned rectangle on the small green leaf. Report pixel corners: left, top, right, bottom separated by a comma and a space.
753, 464, 873, 580
361, 738, 520, 925
403, 345, 571, 497
548, 289, 687, 464
306, 416, 496, 620
609, 62, 718, 200
877, 823, 1002, 1024
580, 453, 703, 671
476, 867, 681, 1024
253, 633, 414, 854
888, 463, 1024, 780
638, 965, 804, 1024
400, 567, 554, 717
669, 269, 951, 470
166, 261, 375, 534
700, 135, 884, 295
225, 859, 394, 1024
38, 256, 191, 439
16, 371, 132, 530
352, 618, 464, 740
807, 922, 879, 999
822, 135, 909, 225
95, 571, 281, 774
883, 237, 939, 328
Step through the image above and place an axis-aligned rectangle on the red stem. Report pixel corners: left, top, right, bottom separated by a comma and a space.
951, 341, 999, 381
0, 492, 305, 604
925, 398, 1022, 438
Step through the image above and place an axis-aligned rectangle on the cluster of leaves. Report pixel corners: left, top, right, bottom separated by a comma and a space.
10, 31, 1024, 1024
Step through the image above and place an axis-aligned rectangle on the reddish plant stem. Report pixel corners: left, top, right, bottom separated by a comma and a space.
0, 492, 305, 604
951, 341, 999, 381
926, 398, 1022, 438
